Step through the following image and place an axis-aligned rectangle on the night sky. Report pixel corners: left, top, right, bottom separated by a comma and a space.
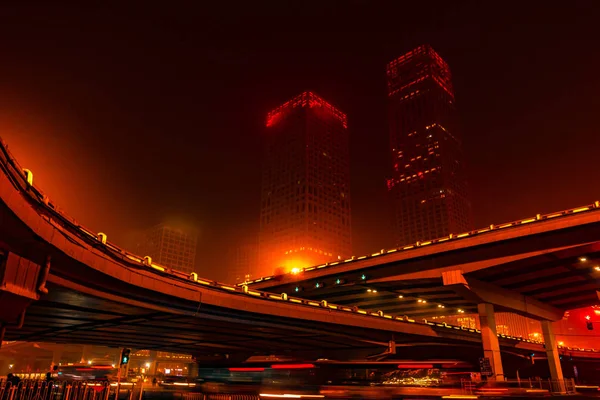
1, 2, 599, 280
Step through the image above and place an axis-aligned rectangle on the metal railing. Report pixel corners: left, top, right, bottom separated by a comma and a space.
0, 380, 111, 400
0, 381, 262, 400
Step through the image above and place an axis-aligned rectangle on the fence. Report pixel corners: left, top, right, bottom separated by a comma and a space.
0, 380, 109, 400
0, 380, 121, 400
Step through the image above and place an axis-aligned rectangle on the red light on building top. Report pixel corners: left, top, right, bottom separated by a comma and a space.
386, 44, 454, 99
266, 91, 347, 128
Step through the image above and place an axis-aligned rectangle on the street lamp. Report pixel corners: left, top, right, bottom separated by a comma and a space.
145, 362, 151, 368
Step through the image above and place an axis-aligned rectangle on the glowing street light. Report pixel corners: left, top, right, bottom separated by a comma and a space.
145, 362, 151, 368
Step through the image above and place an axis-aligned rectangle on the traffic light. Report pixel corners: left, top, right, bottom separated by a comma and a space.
120, 348, 131, 365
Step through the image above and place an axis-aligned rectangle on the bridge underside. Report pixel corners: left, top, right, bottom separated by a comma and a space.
5, 282, 469, 357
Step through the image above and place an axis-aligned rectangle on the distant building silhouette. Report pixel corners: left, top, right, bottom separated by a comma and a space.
230, 241, 258, 283
135, 223, 197, 274
386, 45, 472, 246
258, 91, 352, 276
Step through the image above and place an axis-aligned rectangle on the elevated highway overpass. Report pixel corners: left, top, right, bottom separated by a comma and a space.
0, 137, 597, 386
0, 138, 545, 361
247, 205, 600, 320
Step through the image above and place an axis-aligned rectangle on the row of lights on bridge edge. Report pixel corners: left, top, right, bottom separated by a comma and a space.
14, 168, 505, 336
246, 201, 600, 287
15, 167, 599, 352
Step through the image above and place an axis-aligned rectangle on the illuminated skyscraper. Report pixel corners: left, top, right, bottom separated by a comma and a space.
259, 91, 352, 276
135, 223, 198, 274
386, 45, 472, 246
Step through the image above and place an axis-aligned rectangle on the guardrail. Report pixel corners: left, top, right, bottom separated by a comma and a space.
0, 380, 111, 400
2, 139, 600, 354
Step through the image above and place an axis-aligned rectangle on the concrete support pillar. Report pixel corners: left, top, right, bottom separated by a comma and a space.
477, 303, 504, 381
541, 320, 565, 392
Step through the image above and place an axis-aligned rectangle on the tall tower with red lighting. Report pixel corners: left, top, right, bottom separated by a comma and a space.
387, 45, 472, 246
259, 91, 352, 276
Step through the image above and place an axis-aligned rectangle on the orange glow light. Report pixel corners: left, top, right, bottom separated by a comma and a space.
279, 259, 310, 275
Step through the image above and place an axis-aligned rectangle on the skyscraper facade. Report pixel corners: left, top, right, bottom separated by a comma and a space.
386, 45, 472, 246
135, 223, 198, 274
258, 91, 352, 276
